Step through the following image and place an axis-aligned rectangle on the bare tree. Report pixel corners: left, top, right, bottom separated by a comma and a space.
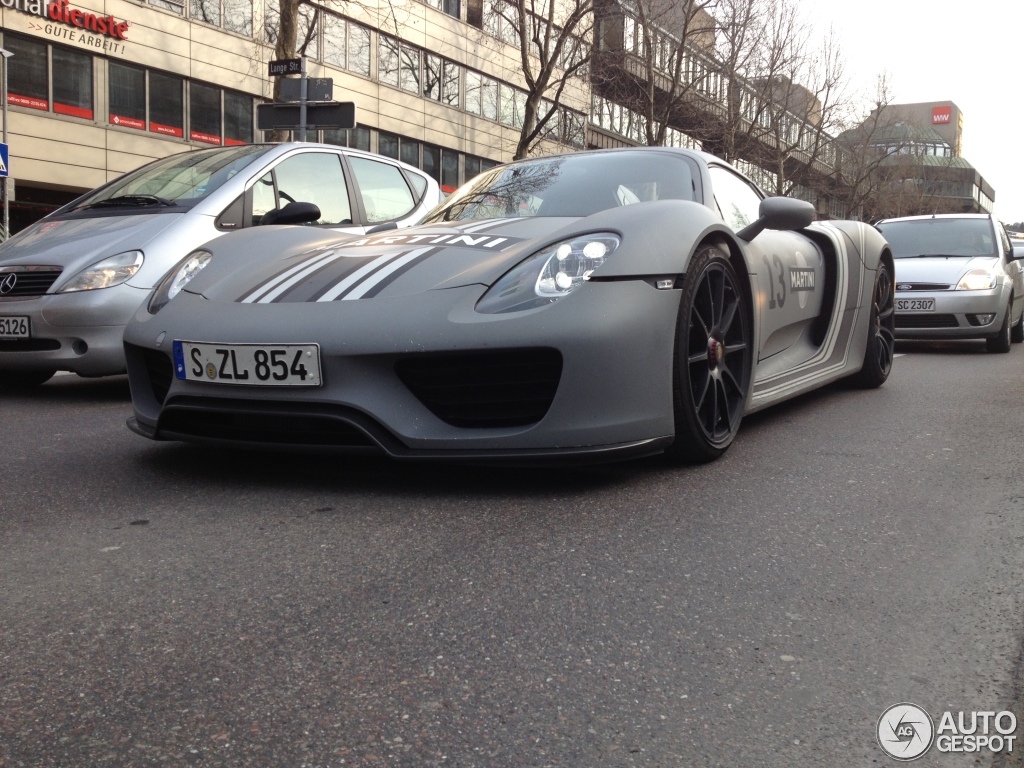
489, 0, 595, 159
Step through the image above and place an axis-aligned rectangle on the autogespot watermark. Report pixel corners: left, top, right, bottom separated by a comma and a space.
877, 703, 1017, 761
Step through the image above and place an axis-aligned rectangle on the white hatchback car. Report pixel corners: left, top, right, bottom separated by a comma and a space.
0, 143, 441, 387
875, 213, 1024, 353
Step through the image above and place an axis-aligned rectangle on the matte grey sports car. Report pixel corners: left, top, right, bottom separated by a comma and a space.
124, 148, 895, 462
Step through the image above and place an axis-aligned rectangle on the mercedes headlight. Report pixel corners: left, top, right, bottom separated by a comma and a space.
148, 250, 212, 314
57, 250, 144, 293
955, 269, 997, 291
476, 233, 620, 314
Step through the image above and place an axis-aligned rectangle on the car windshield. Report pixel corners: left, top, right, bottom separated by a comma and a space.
69, 145, 272, 211
422, 151, 697, 222
878, 218, 997, 258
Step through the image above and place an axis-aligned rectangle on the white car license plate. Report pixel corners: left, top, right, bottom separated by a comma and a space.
173, 341, 321, 386
896, 298, 935, 312
0, 316, 30, 338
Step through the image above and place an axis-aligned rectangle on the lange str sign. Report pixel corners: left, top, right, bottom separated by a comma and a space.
268, 58, 302, 77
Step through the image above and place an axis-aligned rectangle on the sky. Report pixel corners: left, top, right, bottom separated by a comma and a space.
799, 0, 1024, 223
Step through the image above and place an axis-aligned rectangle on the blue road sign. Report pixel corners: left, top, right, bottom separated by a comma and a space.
0, 143, 8, 178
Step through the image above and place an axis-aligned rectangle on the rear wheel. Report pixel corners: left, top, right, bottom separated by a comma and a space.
666, 245, 752, 464
848, 261, 895, 388
0, 370, 56, 389
987, 301, 1012, 353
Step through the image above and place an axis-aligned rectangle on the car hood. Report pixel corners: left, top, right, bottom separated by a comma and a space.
0, 213, 184, 274
189, 217, 594, 304
893, 256, 998, 286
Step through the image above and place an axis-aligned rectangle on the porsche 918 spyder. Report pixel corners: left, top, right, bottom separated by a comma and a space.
124, 148, 895, 463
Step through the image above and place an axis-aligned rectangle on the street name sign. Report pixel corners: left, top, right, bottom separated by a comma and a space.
268, 58, 302, 76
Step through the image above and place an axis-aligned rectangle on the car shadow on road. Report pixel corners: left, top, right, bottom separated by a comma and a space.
2, 373, 132, 403
895, 339, 996, 355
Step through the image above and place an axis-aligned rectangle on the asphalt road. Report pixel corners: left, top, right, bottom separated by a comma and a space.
2, 340, 1024, 767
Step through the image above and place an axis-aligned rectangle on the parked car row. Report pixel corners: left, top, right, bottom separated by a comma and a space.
0, 143, 1018, 463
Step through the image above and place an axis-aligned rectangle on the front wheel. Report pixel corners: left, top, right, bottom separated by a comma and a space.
1011, 302, 1024, 343
848, 261, 895, 388
986, 301, 1012, 353
666, 245, 752, 464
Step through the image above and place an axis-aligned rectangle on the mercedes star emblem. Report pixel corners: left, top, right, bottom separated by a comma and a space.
0, 273, 17, 295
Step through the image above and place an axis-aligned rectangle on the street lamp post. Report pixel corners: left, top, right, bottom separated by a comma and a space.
0, 47, 12, 242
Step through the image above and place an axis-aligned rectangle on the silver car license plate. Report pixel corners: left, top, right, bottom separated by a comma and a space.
173, 341, 321, 386
0, 316, 30, 338
896, 298, 935, 312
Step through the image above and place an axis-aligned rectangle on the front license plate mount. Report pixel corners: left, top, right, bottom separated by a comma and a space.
173, 341, 322, 386
0, 315, 31, 338
896, 298, 936, 312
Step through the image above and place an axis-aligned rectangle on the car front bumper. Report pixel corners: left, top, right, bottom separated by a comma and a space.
0, 284, 151, 376
124, 281, 682, 457
894, 287, 1010, 339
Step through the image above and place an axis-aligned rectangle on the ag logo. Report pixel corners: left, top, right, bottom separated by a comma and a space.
877, 703, 935, 761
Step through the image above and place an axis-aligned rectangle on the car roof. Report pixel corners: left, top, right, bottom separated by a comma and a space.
877, 213, 992, 224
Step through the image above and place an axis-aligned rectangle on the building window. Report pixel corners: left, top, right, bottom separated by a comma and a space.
399, 44, 420, 93
149, 0, 185, 14
297, 4, 319, 59
378, 37, 400, 87
109, 62, 146, 130
53, 47, 93, 119
190, 82, 222, 144
323, 125, 371, 151
224, 91, 253, 145
6, 34, 49, 111
379, 131, 399, 159
150, 72, 184, 138
441, 149, 459, 192
190, 0, 220, 27
400, 138, 420, 169
423, 55, 460, 106
223, 0, 253, 35
421, 0, 460, 18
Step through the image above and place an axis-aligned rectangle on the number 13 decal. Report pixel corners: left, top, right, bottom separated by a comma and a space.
762, 254, 786, 309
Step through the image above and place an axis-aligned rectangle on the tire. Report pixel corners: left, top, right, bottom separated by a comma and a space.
848, 261, 895, 389
1011, 302, 1024, 343
986, 301, 1012, 353
665, 245, 752, 463
0, 370, 55, 388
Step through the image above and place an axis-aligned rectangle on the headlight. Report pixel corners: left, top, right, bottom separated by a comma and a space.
955, 269, 997, 291
476, 233, 620, 314
57, 250, 144, 293
148, 250, 212, 314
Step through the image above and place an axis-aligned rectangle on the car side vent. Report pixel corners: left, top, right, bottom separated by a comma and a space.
141, 348, 174, 404
395, 348, 563, 428
0, 267, 63, 298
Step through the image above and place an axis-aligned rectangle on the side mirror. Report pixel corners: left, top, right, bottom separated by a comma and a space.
260, 201, 321, 226
736, 197, 816, 242
1012, 244, 1024, 261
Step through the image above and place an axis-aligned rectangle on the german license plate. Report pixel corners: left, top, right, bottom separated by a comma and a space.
896, 298, 935, 312
173, 341, 321, 386
0, 316, 30, 338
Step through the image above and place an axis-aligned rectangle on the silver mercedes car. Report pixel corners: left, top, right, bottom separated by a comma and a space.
875, 213, 1024, 352
0, 143, 441, 387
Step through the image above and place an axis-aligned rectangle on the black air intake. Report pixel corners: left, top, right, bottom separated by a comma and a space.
395, 348, 563, 428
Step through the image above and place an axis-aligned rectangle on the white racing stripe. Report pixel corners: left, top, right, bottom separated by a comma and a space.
341, 247, 433, 301
242, 250, 339, 304
316, 252, 403, 302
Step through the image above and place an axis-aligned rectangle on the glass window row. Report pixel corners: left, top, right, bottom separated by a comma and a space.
4, 33, 254, 146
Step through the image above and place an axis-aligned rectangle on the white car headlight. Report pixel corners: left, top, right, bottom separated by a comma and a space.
148, 250, 213, 314
476, 233, 620, 314
955, 269, 997, 291
57, 250, 144, 293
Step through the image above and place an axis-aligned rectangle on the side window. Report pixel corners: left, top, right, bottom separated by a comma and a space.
709, 166, 763, 231
257, 153, 353, 226
348, 156, 416, 223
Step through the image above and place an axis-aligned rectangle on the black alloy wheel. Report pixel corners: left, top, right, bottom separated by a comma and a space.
667, 245, 752, 463
849, 261, 895, 388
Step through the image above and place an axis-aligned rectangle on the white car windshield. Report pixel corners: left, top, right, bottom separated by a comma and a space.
879, 218, 997, 258
70, 145, 271, 211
